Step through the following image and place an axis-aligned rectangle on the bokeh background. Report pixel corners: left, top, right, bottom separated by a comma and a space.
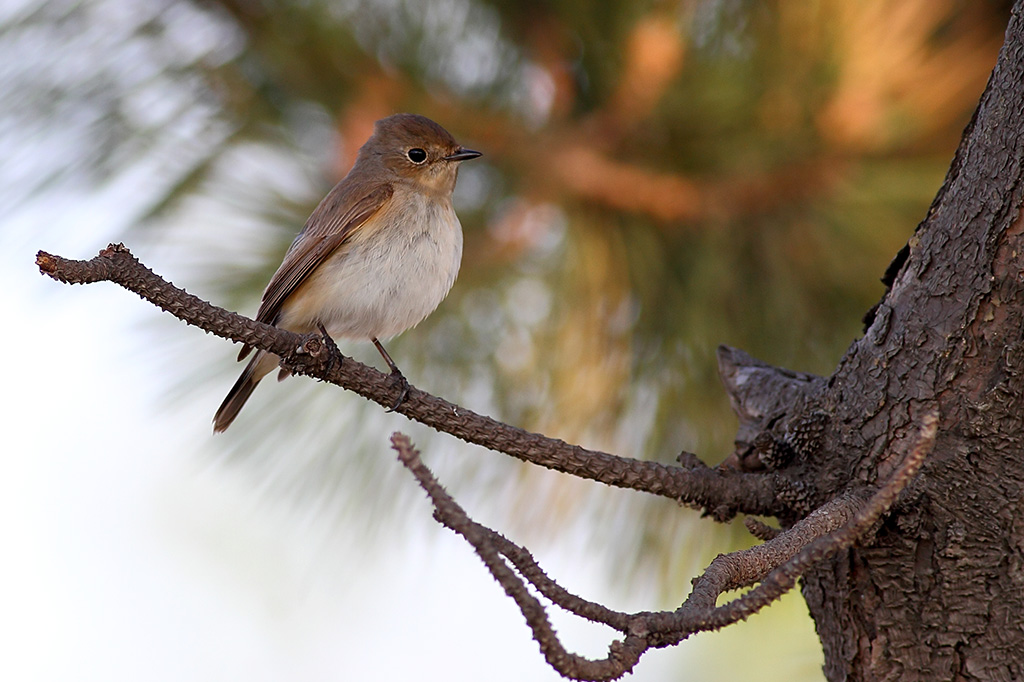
2, 0, 1008, 680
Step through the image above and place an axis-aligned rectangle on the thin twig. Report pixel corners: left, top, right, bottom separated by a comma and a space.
743, 517, 781, 541
391, 432, 647, 682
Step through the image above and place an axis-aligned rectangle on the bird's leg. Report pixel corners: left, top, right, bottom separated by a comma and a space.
373, 337, 409, 411
316, 322, 343, 376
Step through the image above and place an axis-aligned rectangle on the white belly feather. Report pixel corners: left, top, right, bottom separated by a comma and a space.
277, 190, 463, 340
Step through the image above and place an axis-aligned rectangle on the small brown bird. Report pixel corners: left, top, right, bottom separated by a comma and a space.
213, 113, 481, 432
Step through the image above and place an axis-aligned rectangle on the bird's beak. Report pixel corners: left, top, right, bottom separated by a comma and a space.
444, 148, 482, 162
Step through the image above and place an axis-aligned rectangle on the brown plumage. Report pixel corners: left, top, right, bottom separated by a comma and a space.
214, 114, 480, 432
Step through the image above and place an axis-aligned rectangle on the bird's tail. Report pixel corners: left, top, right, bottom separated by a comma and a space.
213, 351, 276, 433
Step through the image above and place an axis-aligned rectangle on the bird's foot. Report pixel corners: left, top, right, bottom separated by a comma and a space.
316, 322, 343, 377
371, 337, 409, 411
386, 369, 410, 412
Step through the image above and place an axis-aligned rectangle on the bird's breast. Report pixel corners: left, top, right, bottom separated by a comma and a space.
282, 190, 464, 340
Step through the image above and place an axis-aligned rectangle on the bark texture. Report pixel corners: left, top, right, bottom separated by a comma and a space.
733, 6, 1024, 679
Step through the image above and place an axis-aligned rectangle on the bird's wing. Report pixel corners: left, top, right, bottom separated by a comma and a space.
237, 180, 394, 361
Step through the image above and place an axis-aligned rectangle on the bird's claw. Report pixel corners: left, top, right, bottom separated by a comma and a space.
316, 323, 343, 376
386, 369, 410, 412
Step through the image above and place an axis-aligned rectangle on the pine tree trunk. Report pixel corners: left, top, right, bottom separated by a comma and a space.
794, 4, 1024, 679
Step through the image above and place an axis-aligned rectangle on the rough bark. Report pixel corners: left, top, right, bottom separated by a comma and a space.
722, 4, 1024, 679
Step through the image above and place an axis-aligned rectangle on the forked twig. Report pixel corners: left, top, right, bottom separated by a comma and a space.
391, 408, 938, 680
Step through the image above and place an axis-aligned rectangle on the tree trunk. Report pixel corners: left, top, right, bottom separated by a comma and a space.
780, 4, 1024, 679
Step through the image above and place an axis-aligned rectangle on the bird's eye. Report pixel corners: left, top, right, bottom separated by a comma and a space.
407, 148, 427, 163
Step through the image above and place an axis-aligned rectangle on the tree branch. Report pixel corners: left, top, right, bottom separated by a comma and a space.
391, 432, 648, 681
653, 406, 937, 640
36, 244, 786, 519
389, 407, 938, 680
38, 238, 940, 680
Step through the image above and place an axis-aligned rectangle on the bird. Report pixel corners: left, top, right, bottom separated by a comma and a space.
213, 113, 481, 432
